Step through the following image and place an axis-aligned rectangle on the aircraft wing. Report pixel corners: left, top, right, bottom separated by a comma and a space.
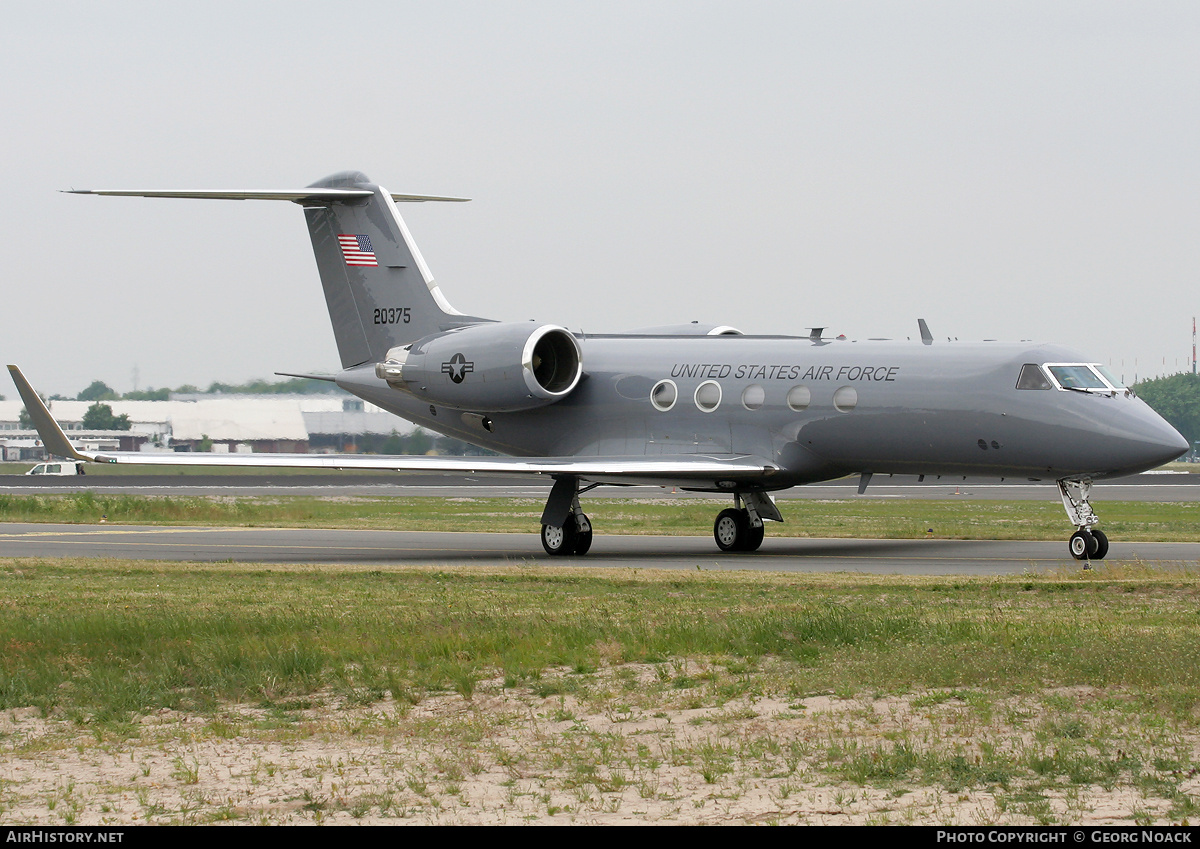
7, 366, 777, 487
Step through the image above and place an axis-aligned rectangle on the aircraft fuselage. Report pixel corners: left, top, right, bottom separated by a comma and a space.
338, 334, 1186, 491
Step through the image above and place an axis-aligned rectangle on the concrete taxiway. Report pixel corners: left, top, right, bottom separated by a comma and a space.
2, 523, 1198, 575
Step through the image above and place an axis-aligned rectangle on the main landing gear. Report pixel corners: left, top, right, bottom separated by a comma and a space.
537, 478, 784, 557
540, 476, 594, 557
712, 491, 781, 553
1058, 478, 1109, 562
540, 511, 593, 556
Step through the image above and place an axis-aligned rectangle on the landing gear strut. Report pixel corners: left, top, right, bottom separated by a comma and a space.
540, 476, 594, 557
1058, 478, 1109, 562
712, 491, 780, 553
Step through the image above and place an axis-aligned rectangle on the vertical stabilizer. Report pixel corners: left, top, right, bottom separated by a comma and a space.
302, 171, 490, 368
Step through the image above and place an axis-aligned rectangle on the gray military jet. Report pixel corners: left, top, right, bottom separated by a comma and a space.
9, 171, 1188, 560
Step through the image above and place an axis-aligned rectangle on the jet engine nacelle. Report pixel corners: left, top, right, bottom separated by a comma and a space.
375, 322, 583, 412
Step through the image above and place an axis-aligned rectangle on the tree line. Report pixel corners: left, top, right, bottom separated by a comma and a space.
1129, 373, 1200, 450
69, 377, 341, 402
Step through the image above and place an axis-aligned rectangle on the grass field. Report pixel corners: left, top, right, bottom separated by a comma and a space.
1, 559, 1199, 823
2, 490, 1200, 541
2, 489, 1199, 823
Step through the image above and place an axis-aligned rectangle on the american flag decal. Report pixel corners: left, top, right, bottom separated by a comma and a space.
337, 234, 378, 266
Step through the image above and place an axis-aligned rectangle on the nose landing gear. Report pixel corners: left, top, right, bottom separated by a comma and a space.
1059, 479, 1109, 562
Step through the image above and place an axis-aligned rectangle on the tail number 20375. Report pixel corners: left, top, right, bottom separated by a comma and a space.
374, 307, 411, 325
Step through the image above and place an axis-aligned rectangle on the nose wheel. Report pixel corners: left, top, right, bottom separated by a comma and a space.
1059, 479, 1108, 562
1067, 528, 1109, 561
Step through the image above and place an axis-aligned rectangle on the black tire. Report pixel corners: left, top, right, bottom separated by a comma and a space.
743, 521, 765, 552
714, 508, 748, 552
541, 522, 576, 556
1090, 529, 1109, 560
573, 515, 593, 556
1068, 529, 1094, 561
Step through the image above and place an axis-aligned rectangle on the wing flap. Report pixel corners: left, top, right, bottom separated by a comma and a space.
81, 450, 776, 483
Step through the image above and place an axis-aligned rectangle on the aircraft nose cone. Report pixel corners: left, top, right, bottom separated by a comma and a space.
1158, 425, 1192, 464
1110, 406, 1190, 474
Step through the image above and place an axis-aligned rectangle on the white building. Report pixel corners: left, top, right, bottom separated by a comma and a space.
0, 395, 415, 460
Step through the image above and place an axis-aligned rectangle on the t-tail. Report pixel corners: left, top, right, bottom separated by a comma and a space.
300, 171, 491, 367
68, 170, 492, 369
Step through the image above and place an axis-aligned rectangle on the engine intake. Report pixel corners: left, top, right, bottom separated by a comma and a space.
376, 322, 583, 412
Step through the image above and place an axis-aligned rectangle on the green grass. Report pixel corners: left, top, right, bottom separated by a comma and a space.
2, 491, 1200, 540
3, 558, 1200, 723
4, 558, 1200, 824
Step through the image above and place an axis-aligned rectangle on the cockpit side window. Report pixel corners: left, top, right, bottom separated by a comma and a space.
1016, 363, 1052, 390
1047, 364, 1107, 390
1095, 365, 1125, 389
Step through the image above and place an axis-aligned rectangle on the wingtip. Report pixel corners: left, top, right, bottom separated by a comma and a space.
7, 366, 88, 462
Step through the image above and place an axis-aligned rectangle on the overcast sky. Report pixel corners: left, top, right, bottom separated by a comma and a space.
2, 1, 1198, 396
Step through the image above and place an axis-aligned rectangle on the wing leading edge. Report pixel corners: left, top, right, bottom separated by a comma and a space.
7, 366, 776, 487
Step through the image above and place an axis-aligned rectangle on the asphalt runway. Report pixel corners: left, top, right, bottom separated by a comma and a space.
2, 470, 1195, 574
3, 522, 1198, 575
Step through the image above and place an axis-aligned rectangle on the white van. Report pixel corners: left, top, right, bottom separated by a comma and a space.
26, 461, 86, 476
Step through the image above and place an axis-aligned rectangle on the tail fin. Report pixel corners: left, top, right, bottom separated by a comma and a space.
68, 171, 490, 369
302, 171, 491, 368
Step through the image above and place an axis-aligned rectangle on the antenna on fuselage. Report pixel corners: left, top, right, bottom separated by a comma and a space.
917, 318, 934, 346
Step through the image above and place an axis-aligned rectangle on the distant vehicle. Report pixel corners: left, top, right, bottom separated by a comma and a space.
26, 461, 85, 476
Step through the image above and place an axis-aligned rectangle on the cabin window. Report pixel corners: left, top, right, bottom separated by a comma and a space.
786, 385, 811, 412
741, 384, 765, 411
694, 380, 722, 413
833, 386, 858, 412
650, 379, 677, 412
1015, 363, 1051, 390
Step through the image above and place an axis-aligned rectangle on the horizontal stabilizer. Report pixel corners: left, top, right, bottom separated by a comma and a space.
65, 189, 470, 204
274, 371, 338, 383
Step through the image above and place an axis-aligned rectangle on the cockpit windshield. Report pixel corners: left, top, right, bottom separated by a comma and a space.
1048, 365, 1107, 390
1041, 363, 1123, 393
1095, 365, 1125, 389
